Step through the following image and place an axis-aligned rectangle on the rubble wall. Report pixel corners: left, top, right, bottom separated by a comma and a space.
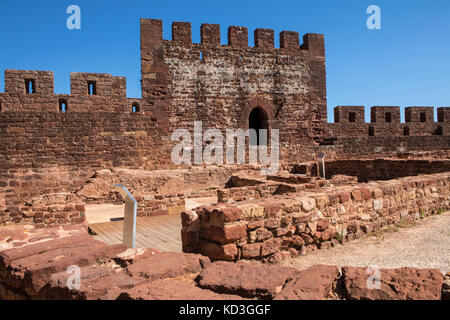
182, 172, 450, 261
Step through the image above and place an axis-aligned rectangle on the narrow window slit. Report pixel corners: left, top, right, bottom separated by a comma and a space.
403, 126, 410, 136
59, 98, 68, 112
434, 126, 443, 136
349, 112, 356, 123
87, 81, 97, 95
420, 113, 426, 122
385, 112, 392, 123
25, 79, 35, 94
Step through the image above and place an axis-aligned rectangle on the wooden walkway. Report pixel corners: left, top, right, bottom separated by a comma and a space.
88, 214, 182, 252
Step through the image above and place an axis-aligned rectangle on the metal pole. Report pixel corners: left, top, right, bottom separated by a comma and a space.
317, 152, 326, 179
114, 184, 137, 248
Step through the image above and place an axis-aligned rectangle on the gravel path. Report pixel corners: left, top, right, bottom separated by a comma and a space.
281, 211, 450, 273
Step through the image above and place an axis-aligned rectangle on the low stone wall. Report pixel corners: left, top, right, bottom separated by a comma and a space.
136, 193, 185, 216
1, 192, 85, 227
217, 184, 279, 203
0, 188, 184, 227
3, 202, 86, 228
324, 159, 450, 182
1, 165, 247, 227
182, 172, 450, 261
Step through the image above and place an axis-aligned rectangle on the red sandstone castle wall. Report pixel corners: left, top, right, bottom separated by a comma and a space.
0, 70, 144, 113
0, 18, 449, 228
140, 19, 328, 149
0, 110, 174, 226
0, 111, 171, 171
329, 106, 449, 138
0, 19, 448, 173
324, 159, 450, 182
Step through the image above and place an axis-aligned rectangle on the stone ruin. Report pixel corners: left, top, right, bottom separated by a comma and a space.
183, 171, 450, 262
0, 225, 448, 300
0, 18, 449, 300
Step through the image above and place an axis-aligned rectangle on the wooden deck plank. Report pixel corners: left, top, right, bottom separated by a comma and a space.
136, 223, 179, 242
90, 224, 119, 243
140, 217, 180, 228
89, 215, 182, 252
137, 218, 177, 229
135, 232, 177, 251
138, 216, 181, 232
138, 219, 181, 237
138, 235, 179, 252
136, 230, 172, 246
99, 225, 123, 244
92, 222, 125, 244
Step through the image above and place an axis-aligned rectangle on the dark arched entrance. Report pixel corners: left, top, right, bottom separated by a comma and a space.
249, 107, 269, 145
403, 126, 410, 136
434, 125, 443, 136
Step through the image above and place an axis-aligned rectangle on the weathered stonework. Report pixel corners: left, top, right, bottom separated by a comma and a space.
0, 225, 446, 300
0, 18, 449, 227
182, 172, 450, 261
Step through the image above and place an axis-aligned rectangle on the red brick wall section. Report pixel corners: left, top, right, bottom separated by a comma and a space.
317, 136, 450, 162
140, 19, 328, 152
0, 20, 448, 171
329, 106, 449, 138
324, 159, 450, 182
0, 112, 172, 170
217, 184, 279, 203
0, 167, 93, 227
0, 70, 144, 113
137, 193, 185, 217
181, 172, 450, 261
0, 164, 252, 227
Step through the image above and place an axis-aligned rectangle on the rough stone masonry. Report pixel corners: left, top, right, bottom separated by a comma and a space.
0, 17, 449, 300
182, 172, 450, 262
0, 225, 447, 300
0, 18, 449, 229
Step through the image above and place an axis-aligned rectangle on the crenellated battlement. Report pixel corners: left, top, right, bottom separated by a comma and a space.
334, 106, 365, 123
0, 70, 144, 113
405, 106, 435, 123
140, 18, 325, 56
438, 107, 450, 122
70, 72, 126, 97
371, 106, 401, 123
330, 105, 450, 138
333, 105, 449, 124
0, 17, 448, 182
3, 70, 128, 97
139, 18, 328, 134
5, 70, 54, 95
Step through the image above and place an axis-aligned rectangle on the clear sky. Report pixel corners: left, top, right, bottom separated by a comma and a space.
1, 0, 449, 122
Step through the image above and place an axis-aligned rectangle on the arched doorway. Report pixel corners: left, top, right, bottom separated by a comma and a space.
434, 125, 443, 136
403, 126, 410, 136
249, 107, 269, 145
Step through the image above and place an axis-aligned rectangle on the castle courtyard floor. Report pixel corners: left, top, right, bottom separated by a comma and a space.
281, 211, 450, 273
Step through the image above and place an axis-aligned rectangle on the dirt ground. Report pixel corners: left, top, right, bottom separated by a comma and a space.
281, 211, 450, 274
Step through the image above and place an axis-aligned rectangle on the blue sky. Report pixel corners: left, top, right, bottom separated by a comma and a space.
1, 0, 449, 122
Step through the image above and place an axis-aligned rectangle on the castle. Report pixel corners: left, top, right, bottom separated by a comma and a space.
0, 18, 449, 227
